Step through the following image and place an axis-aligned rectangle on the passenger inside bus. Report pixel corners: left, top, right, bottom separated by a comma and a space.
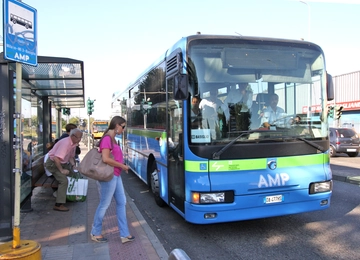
291, 115, 301, 125
251, 93, 269, 129
190, 96, 202, 129
222, 83, 253, 133
168, 133, 178, 161
199, 89, 224, 139
169, 133, 182, 163
222, 83, 253, 120
290, 115, 310, 136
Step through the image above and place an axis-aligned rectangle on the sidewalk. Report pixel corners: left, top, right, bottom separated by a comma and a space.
330, 160, 360, 185
19, 142, 168, 260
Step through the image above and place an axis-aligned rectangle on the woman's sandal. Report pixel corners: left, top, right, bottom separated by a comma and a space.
121, 235, 135, 244
91, 234, 108, 243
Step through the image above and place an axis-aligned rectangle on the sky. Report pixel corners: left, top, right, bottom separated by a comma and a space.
1, 0, 360, 119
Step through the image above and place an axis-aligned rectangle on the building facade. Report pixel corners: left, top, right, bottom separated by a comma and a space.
331, 70, 360, 132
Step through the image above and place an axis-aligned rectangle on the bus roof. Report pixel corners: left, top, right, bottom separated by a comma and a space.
113, 34, 323, 100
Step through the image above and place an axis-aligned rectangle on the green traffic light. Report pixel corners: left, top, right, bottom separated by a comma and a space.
87, 99, 95, 115
328, 106, 334, 118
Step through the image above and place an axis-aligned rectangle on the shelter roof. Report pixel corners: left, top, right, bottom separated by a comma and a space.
0, 53, 85, 108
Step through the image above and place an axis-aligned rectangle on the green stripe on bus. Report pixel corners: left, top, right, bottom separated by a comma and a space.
185, 159, 266, 172
127, 128, 163, 139
185, 161, 208, 172
210, 159, 266, 171
277, 154, 325, 168
185, 154, 327, 172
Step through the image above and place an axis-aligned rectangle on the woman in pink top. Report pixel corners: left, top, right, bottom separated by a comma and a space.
90, 116, 134, 244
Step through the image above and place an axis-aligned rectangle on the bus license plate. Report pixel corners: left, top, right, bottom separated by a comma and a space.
264, 195, 283, 204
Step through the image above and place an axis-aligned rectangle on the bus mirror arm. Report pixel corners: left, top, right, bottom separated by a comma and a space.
212, 131, 256, 159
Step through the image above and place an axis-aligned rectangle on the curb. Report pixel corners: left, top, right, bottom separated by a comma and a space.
126, 192, 169, 259
333, 175, 360, 185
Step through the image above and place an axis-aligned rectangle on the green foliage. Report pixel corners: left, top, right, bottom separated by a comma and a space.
31, 115, 38, 127
69, 116, 80, 125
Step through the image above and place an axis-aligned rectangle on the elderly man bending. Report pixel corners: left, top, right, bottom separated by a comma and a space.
45, 128, 83, 212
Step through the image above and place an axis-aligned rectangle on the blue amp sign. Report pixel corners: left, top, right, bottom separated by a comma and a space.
3, 0, 37, 66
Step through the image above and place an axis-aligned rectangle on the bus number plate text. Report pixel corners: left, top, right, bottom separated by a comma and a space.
264, 195, 283, 204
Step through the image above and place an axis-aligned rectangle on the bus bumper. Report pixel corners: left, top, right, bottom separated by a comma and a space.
183, 190, 331, 224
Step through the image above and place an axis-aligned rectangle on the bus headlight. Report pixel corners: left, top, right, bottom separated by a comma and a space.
309, 180, 333, 194
191, 191, 234, 204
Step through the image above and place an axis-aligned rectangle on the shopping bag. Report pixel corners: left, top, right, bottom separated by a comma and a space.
66, 173, 88, 202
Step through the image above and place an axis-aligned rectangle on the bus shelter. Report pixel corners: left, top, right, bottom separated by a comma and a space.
0, 53, 85, 241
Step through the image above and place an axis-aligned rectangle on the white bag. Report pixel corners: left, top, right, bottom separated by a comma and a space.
66, 174, 88, 202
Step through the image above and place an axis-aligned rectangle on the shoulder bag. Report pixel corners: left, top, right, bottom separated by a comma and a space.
79, 135, 114, 181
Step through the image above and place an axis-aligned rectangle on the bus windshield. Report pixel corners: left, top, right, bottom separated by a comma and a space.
93, 124, 108, 132
91, 121, 109, 139
187, 40, 328, 145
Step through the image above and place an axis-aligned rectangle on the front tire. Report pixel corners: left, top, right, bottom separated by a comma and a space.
150, 163, 165, 207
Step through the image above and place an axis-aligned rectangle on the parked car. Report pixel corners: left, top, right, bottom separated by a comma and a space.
329, 127, 359, 157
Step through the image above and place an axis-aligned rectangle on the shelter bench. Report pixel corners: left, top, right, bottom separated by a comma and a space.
31, 155, 58, 189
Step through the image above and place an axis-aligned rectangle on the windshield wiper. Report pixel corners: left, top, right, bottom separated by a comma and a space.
268, 135, 325, 152
212, 132, 326, 159
212, 130, 257, 159
292, 136, 326, 152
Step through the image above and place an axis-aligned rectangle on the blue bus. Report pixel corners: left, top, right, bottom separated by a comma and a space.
112, 34, 333, 224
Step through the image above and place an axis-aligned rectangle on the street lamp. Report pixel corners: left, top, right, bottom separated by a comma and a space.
300, 1, 311, 41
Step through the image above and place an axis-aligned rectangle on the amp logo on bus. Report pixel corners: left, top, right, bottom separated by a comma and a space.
258, 173, 290, 188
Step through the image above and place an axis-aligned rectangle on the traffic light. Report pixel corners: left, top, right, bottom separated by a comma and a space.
147, 101, 152, 113
328, 106, 334, 118
140, 99, 152, 115
87, 98, 95, 116
62, 107, 70, 116
334, 105, 343, 119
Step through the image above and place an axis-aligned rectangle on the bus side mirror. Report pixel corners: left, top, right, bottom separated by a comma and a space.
174, 74, 188, 100
327, 72, 334, 101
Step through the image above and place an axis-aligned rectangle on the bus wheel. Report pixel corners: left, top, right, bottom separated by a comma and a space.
151, 167, 165, 207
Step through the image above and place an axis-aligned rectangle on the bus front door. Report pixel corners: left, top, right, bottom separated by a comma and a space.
167, 81, 185, 213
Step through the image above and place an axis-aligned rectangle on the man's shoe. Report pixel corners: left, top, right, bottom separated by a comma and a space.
121, 236, 135, 244
53, 205, 69, 212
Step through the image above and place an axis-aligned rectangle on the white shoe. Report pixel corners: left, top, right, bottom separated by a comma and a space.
121, 236, 135, 244
53, 191, 57, 198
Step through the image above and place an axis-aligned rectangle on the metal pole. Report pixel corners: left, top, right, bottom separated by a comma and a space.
13, 62, 22, 248
300, 1, 311, 41
88, 115, 91, 151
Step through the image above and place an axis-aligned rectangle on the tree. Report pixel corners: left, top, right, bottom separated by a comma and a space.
69, 116, 80, 126
31, 115, 38, 127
